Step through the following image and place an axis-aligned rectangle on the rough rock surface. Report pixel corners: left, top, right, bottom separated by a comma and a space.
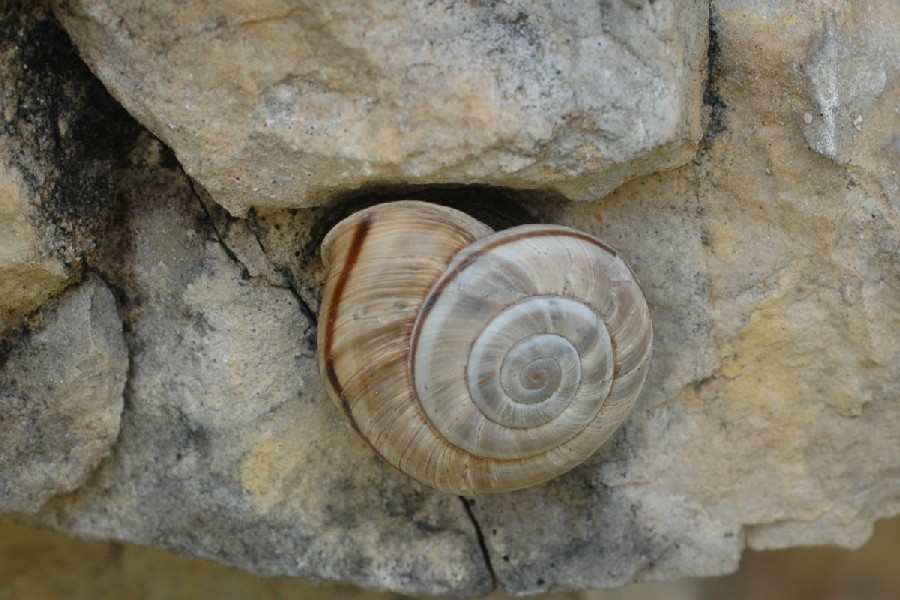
0, 275, 126, 514
247, 0, 899, 593
799, 2, 900, 169
0, 0, 897, 598
454, 2, 899, 593
32, 136, 492, 597
0, 1, 138, 335
5, 516, 900, 599
52, 0, 708, 214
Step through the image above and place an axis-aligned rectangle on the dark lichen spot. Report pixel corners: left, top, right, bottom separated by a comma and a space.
0, 2, 141, 264
702, 2, 727, 143
700, 228, 711, 247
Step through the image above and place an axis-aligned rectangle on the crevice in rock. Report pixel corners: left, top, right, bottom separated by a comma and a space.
274, 266, 319, 329
228, 7, 304, 30
191, 179, 253, 280
460, 496, 498, 591
244, 208, 320, 329
701, 1, 726, 144
190, 179, 320, 332
309, 184, 544, 248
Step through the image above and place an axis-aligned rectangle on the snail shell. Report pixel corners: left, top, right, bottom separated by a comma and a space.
318, 200, 652, 495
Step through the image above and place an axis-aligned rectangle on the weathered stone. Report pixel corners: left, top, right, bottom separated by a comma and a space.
32, 136, 492, 597
0, 157, 67, 335
0, 0, 896, 597
5, 514, 900, 599
52, 0, 708, 214
0, 1, 139, 336
455, 2, 900, 593
193, 2, 898, 592
0, 274, 126, 514
800, 3, 900, 172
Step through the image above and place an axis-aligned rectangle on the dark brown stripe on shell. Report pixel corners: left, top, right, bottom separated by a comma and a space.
323, 214, 372, 437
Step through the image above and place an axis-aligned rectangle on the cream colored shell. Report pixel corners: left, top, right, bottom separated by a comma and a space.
318, 200, 652, 495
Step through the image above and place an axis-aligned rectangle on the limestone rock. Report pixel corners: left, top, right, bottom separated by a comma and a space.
456, 2, 900, 592
0, 158, 65, 336
800, 3, 900, 175
0, 2, 139, 335
0, 275, 127, 514
33, 137, 492, 597
250, 0, 898, 593
52, 0, 708, 214
0, 0, 896, 597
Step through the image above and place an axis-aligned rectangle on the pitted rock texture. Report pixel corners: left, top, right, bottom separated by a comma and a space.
0, 1, 138, 335
51, 0, 708, 214
0, 274, 126, 514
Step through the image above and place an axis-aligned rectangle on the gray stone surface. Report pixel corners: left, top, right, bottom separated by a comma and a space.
52, 0, 708, 214
800, 6, 900, 164
32, 136, 492, 597
0, 275, 126, 514
0, 0, 896, 597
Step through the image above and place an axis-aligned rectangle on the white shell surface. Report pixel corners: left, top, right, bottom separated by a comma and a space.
412, 225, 648, 467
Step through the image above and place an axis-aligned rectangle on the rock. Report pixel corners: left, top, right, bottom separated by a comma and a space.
800, 4, 900, 173
0, 158, 67, 336
0, 1, 139, 336
0, 0, 895, 597
32, 136, 492, 597
0, 275, 127, 514
457, 1, 900, 592
52, 0, 708, 214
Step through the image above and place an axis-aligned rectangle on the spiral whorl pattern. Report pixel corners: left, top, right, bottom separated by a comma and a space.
319, 201, 652, 495
413, 225, 630, 463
